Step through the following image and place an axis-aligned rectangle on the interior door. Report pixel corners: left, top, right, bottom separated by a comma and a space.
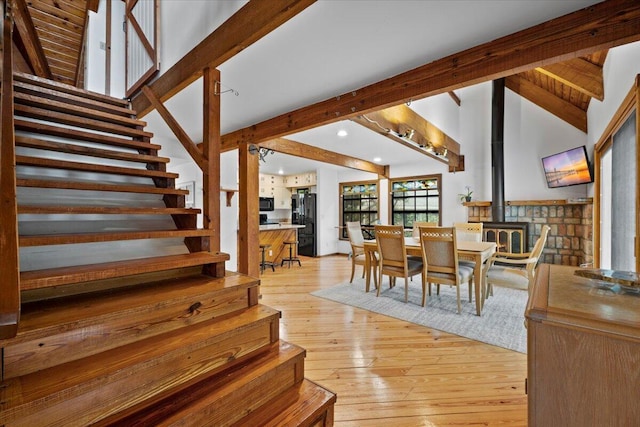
125, 0, 159, 98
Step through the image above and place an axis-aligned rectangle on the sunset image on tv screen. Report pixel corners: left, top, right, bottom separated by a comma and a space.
542, 147, 592, 188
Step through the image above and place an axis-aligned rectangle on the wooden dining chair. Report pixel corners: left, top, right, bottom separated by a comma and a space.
454, 222, 483, 270
483, 225, 550, 298
375, 225, 423, 303
418, 226, 474, 313
346, 221, 367, 283
453, 222, 483, 242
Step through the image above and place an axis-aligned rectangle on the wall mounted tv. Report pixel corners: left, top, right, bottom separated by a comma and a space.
541, 146, 593, 188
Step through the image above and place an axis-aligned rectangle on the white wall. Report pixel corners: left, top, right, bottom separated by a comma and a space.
588, 41, 640, 146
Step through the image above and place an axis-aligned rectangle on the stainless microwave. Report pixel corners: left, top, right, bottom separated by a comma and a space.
259, 197, 274, 211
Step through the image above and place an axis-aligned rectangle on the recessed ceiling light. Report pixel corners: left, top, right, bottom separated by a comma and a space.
278, 168, 284, 175
373, 157, 382, 162
337, 129, 348, 137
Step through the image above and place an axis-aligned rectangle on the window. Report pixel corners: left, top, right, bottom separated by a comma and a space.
340, 181, 379, 240
390, 175, 441, 228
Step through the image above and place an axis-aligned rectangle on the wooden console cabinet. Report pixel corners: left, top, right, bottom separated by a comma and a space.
526, 264, 640, 426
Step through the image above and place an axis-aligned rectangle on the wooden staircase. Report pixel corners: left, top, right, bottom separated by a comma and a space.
0, 72, 335, 426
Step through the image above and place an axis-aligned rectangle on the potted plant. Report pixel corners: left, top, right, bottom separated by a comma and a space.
458, 186, 473, 203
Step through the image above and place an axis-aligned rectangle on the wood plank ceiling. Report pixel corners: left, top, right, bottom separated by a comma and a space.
12, 0, 98, 86
506, 51, 608, 133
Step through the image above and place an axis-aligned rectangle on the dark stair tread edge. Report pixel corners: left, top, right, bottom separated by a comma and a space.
19, 251, 231, 290
16, 155, 178, 178
18, 206, 200, 214
15, 136, 170, 164
232, 378, 337, 427
16, 179, 189, 195
4, 273, 261, 343
13, 80, 137, 117
15, 104, 153, 139
0, 306, 281, 407
14, 72, 131, 107
94, 340, 305, 427
14, 91, 147, 128
15, 119, 161, 150
19, 229, 212, 246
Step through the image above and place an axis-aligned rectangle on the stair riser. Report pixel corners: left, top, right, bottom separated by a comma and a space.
162, 356, 305, 427
4, 285, 257, 379
0, 314, 279, 427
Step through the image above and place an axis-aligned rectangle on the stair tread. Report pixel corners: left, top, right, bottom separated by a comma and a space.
20, 251, 230, 290
9, 272, 258, 341
16, 135, 170, 164
17, 178, 188, 195
15, 104, 153, 139
15, 119, 161, 151
20, 228, 212, 246
14, 80, 135, 117
233, 379, 337, 427
18, 205, 199, 215
0, 306, 282, 426
16, 155, 177, 179
95, 340, 305, 427
14, 91, 146, 128
14, 72, 131, 108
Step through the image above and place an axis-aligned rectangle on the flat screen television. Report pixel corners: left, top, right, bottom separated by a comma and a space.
541, 146, 593, 188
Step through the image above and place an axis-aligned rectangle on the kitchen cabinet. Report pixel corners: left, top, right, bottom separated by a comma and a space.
274, 187, 291, 209
526, 264, 640, 426
284, 172, 316, 188
259, 174, 290, 208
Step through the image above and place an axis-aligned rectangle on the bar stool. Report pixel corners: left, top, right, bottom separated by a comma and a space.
259, 244, 275, 273
281, 240, 301, 268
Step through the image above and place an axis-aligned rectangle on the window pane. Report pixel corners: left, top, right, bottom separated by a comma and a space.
390, 176, 441, 227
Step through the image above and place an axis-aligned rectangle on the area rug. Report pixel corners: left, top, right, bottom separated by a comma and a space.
311, 278, 528, 353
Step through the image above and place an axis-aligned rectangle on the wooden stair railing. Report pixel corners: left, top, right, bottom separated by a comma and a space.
0, 0, 20, 340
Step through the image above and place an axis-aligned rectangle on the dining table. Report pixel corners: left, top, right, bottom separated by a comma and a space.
363, 237, 497, 316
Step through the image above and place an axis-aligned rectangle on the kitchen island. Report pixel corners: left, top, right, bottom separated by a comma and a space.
259, 224, 305, 266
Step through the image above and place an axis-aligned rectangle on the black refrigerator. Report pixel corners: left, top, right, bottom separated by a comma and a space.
291, 193, 317, 257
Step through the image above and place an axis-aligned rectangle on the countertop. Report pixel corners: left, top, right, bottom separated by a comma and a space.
259, 223, 305, 231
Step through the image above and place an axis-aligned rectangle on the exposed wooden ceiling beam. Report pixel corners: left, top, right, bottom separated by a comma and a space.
506, 75, 588, 133
131, 0, 316, 118
221, 0, 640, 149
537, 58, 604, 101
12, 0, 52, 79
87, 0, 100, 13
257, 138, 388, 177
141, 86, 207, 170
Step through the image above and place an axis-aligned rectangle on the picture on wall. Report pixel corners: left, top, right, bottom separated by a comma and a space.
541, 146, 593, 188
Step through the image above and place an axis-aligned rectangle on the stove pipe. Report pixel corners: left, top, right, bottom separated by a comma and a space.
491, 78, 506, 222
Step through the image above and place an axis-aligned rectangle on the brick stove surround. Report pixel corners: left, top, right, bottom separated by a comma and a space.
465, 200, 593, 267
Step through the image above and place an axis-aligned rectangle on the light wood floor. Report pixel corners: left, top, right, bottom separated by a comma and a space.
259, 254, 528, 426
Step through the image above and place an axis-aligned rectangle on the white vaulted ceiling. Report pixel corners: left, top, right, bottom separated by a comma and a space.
143, 0, 604, 174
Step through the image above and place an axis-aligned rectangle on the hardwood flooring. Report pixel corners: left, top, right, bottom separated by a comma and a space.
258, 254, 528, 426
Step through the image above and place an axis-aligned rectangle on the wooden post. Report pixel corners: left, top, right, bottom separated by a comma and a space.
202, 67, 220, 253
0, 0, 21, 340
238, 142, 260, 277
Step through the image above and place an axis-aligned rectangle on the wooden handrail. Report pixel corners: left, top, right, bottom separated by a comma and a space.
0, 0, 21, 340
